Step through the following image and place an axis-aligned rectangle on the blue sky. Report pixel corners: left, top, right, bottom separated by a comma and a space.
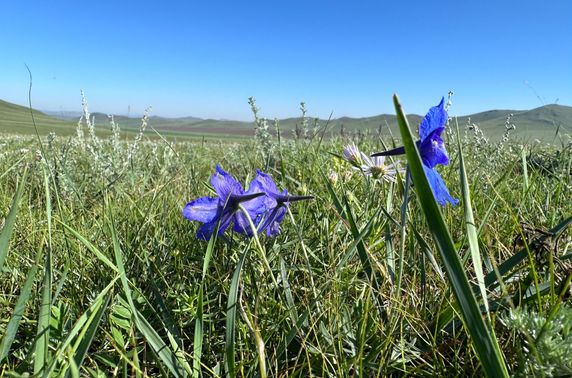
1, 1, 570, 120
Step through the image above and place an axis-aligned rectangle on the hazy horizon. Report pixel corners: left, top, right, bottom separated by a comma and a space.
31, 100, 569, 122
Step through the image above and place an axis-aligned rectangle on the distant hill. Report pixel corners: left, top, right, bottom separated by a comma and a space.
0, 100, 76, 135
2, 99, 572, 142
42, 110, 84, 120
452, 104, 572, 141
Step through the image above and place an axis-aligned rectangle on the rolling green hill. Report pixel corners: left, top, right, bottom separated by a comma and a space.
0, 99, 76, 135
2, 99, 572, 142
453, 104, 572, 142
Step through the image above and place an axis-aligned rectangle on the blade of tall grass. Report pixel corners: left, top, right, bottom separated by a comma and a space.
42, 277, 119, 378
409, 226, 445, 282
0, 156, 26, 181
225, 246, 248, 378
521, 147, 529, 193
34, 242, 52, 375
0, 244, 40, 361
336, 207, 383, 272
393, 94, 508, 377
108, 212, 190, 378
58, 221, 118, 273
279, 256, 299, 324
35, 163, 57, 375
193, 232, 217, 378
323, 171, 388, 318
456, 119, 489, 315
0, 165, 28, 272
323, 173, 372, 278
395, 168, 411, 293
65, 293, 111, 378
226, 208, 268, 378
144, 275, 190, 375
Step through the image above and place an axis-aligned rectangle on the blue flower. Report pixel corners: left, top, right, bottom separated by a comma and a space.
373, 98, 458, 206
182, 165, 267, 240
251, 170, 313, 236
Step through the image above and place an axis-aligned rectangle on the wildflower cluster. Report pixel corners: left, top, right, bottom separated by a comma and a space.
183, 165, 312, 240
341, 143, 404, 183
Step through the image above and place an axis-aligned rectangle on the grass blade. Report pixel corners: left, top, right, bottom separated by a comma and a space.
108, 213, 189, 378
521, 147, 529, 193
0, 253, 39, 361
34, 245, 51, 375
393, 94, 508, 377
193, 212, 229, 377
456, 119, 489, 314
65, 294, 111, 378
42, 278, 119, 377
58, 221, 118, 273
225, 247, 248, 378
0, 165, 28, 272
34, 164, 55, 376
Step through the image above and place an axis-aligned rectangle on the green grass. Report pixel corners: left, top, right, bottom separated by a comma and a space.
0, 99, 571, 377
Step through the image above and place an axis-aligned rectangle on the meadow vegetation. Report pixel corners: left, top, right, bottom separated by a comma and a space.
0, 96, 571, 377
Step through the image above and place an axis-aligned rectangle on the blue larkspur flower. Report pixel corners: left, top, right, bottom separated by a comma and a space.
182, 165, 266, 240
252, 170, 313, 236
372, 98, 459, 206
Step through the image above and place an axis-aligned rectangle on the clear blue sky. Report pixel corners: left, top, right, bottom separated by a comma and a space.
1, 1, 570, 120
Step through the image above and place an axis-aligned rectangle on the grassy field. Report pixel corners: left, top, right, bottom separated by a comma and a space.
1, 97, 572, 377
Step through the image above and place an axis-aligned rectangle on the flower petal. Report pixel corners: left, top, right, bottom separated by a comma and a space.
232, 211, 256, 236
423, 165, 459, 207
419, 132, 449, 168
211, 165, 243, 201
236, 192, 268, 215
254, 170, 280, 195
266, 207, 287, 236
182, 197, 219, 223
256, 206, 287, 237
419, 97, 447, 142
195, 210, 232, 241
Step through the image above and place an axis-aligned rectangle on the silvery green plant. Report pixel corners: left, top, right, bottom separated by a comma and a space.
46, 132, 56, 152
504, 306, 572, 377
498, 113, 517, 150
125, 106, 151, 168
78, 91, 106, 174
248, 97, 275, 161
299, 101, 309, 140
76, 110, 85, 149
467, 120, 488, 147
444, 90, 455, 139
80, 90, 101, 151
161, 141, 177, 172
108, 114, 121, 153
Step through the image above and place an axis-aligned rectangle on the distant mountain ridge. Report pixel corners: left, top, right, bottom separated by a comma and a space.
2, 99, 571, 141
